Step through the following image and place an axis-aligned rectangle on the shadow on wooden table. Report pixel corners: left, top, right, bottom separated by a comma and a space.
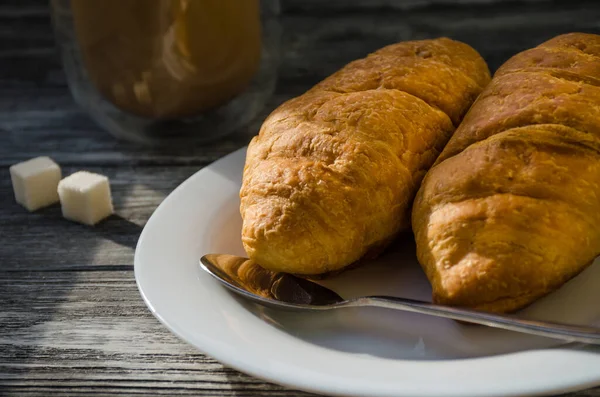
32, 205, 142, 250
87, 214, 142, 250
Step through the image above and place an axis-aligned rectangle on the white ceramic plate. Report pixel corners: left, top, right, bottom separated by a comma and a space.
135, 148, 600, 397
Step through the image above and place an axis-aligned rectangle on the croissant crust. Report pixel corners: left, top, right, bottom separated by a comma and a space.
413, 33, 600, 313
241, 38, 490, 275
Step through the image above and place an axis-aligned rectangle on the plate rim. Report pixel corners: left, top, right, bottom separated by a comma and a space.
134, 147, 600, 397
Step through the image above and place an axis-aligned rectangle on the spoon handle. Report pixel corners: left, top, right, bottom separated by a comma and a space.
354, 296, 600, 345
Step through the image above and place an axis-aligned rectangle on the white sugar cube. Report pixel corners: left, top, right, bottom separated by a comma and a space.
10, 156, 61, 211
58, 171, 114, 225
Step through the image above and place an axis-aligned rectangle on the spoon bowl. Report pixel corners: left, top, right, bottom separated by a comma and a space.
200, 253, 344, 310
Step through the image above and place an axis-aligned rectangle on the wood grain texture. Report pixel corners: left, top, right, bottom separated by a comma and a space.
0, 271, 300, 396
1, 0, 600, 396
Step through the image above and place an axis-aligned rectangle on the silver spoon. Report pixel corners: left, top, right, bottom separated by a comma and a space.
200, 254, 600, 345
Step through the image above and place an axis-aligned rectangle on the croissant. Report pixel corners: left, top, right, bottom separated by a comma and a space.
241, 38, 490, 275
412, 33, 600, 313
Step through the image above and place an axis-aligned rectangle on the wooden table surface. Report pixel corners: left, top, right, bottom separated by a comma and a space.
1, 0, 600, 396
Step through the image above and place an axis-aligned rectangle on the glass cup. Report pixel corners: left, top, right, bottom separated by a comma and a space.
50, 0, 280, 145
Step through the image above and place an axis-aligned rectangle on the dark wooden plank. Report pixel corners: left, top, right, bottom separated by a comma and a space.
0, 270, 312, 397
283, 0, 572, 11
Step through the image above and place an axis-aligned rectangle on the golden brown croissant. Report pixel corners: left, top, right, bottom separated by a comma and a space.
241, 38, 490, 275
412, 33, 600, 313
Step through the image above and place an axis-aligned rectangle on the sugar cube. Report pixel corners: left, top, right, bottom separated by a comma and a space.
58, 171, 114, 225
10, 156, 62, 211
